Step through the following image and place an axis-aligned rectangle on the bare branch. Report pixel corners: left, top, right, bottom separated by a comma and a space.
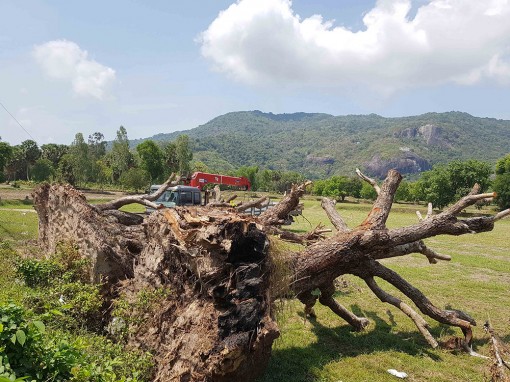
213, 185, 222, 202
225, 194, 238, 203
360, 261, 476, 346
318, 282, 369, 331
484, 321, 510, 380
427, 203, 433, 219
96, 173, 178, 211
267, 224, 331, 246
321, 197, 350, 233
356, 168, 381, 195
259, 181, 311, 226
495, 208, 510, 222
445, 189, 496, 216
417, 203, 433, 221
365, 277, 438, 348
236, 196, 268, 212
371, 240, 451, 264
359, 169, 402, 230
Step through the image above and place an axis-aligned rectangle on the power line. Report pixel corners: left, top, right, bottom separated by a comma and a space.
0, 101, 35, 140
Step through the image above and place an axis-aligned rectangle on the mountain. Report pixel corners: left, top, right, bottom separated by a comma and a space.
133, 110, 510, 179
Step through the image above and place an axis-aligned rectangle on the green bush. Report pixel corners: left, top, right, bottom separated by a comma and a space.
16, 258, 62, 288
0, 303, 79, 381
0, 303, 154, 382
70, 337, 154, 382
16, 243, 101, 331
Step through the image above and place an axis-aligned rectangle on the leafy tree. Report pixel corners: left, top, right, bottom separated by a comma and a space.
87, 132, 107, 181
360, 182, 378, 200
311, 176, 361, 201
162, 141, 179, 176
256, 169, 274, 192
415, 160, 492, 209
0, 141, 13, 182
395, 180, 412, 202
236, 166, 259, 191
95, 159, 113, 189
110, 126, 135, 182
136, 140, 164, 182
494, 153, 510, 210
312, 179, 327, 196
56, 154, 76, 185
120, 167, 150, 192
31, 158, 55, 182
175, 135, 193, 175
272, 171, 305, 193
192, 161, 209, 173
68, 133, 90, 185
19, 140, 41, 180
41, 144, 68, 168
5, 146, 24, 182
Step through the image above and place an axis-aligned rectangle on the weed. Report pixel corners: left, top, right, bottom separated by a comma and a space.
111, 287, 172, 341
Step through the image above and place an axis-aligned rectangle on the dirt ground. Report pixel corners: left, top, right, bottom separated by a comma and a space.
0, 184, 123, 202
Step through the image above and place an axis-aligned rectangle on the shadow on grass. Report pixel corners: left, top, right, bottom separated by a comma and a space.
258, 305, 447, 382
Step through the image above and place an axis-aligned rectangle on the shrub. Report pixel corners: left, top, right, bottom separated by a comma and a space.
0, 303, 79, 381
15, 258, 63, 288
111, 287, 171, 341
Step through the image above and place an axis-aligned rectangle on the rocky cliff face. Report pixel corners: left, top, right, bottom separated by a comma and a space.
364, 152, 431, 178
394, 124, 453, 148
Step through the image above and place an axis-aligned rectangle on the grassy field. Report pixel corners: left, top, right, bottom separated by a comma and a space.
258, 198, 510, 382
0, 193, 509, 382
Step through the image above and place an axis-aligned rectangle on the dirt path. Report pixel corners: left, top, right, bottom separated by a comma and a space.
0, 208, 36, 213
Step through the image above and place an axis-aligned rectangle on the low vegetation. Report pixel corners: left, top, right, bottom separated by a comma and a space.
0, 226, 154, 382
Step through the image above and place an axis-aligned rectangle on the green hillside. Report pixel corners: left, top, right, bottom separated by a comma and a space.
134, 110, 510, 178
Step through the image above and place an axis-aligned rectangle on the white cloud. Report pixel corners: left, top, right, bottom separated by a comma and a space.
200, 0, 510, 93
33, 39, 116, 99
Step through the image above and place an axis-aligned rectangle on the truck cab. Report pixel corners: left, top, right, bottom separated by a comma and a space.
146, 185, 202, 213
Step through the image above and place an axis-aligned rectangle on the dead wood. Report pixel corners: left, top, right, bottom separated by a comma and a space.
95, 173, 178, 211
321, 197, 350, 233
236, 196, 268, 212
31, 168, 510, 381
267, 224, 331, 246
258, 182, 311, 226
225, 194, 238, 203
484, 321, 510, 381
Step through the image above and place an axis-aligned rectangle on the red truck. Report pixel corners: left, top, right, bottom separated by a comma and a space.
184, 172, 251, 191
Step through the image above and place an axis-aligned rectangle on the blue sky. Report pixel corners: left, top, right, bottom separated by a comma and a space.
2, 0, 510, 145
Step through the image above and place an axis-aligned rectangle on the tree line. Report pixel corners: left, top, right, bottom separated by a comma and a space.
1, 130, 508, 209
0, 128, 305, 194
0, 127, 194, 192
312, 158, 510, 211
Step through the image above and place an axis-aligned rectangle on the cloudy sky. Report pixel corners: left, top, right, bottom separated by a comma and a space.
2, 0, 510, 145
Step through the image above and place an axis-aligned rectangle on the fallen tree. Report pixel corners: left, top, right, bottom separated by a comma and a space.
32, 169, 510, 381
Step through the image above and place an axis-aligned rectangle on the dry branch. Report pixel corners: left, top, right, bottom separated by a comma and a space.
365, 276, 438, 348
484, 321, 510, 381
258, 181, 311, 226
95, 173, 177, 211
321, 197, 350, 232
356, 168, 381, 195
236, 196, 268, 212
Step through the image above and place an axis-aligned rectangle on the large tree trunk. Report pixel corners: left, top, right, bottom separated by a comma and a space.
32, 170, 510, 381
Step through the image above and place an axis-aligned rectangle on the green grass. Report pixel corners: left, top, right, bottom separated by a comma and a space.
0, 193, 508, 382
0, 208, 38, 243
259, 199, 510, 382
